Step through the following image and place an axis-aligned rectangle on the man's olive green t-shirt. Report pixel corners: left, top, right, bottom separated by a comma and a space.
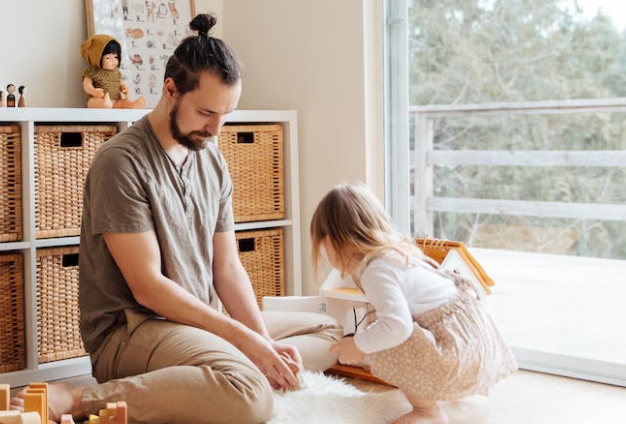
79, 115, 234, 352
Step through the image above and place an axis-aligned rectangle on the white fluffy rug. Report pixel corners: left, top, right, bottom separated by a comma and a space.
269, 371, 412, 424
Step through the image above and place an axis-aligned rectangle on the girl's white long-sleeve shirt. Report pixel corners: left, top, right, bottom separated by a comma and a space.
353, 256, 458, 354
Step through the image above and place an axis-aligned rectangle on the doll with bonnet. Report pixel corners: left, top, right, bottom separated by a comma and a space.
81, 34, 146, 108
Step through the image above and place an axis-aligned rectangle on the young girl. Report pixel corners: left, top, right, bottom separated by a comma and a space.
311, 184, 517, 424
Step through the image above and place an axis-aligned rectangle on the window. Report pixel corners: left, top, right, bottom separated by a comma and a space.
386, 0, 626, 386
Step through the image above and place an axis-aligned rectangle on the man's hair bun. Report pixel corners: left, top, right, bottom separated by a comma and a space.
190, 13, 217, 37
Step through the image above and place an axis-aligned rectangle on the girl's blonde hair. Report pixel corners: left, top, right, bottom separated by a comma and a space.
310, 184, 427, 278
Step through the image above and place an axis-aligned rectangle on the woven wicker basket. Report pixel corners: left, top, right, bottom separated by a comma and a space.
236, 229, 285, 308
218, 124, 285, 222
0, 125, 22, 242
0, 253, 25, 373
34, 124, 117, 239
36, 246, 87, 363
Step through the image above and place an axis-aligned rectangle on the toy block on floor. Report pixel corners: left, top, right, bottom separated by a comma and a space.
107, 401, 127, 424
23, 392, 45, 424
24, 383, 48, 424
0, 410, 41, 424
0, 383, 10, 410
1, 383, 40, 423
60, 414, 76, 424
87, 401, 127, 424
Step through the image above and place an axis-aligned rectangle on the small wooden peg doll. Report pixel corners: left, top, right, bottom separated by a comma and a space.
18, 86, 27, 107
6, 84, 16, 107
0, 90, 4, 107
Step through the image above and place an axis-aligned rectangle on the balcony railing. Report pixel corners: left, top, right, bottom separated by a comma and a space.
408, 98, 626, 386
410, 98, 626, 239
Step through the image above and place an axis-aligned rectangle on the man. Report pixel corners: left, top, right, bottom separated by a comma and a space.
11, 13, 341, 424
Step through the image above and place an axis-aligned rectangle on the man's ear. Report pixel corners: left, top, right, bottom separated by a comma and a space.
163, 78, 178, 101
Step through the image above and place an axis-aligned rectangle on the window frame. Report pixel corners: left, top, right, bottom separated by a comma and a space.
384, 1, 626, 387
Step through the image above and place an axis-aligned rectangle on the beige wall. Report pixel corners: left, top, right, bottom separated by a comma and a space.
223, 1, 384, 294
1, 3, 88, 107
0, 1, 222, 107
193, 0, 223, 35
1, 0, 385, 294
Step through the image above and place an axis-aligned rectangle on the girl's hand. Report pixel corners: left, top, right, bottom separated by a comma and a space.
329, 336, 366, 365
120, 83, 129, 96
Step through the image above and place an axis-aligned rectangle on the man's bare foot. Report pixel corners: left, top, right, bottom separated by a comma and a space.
10, 383, 85, 422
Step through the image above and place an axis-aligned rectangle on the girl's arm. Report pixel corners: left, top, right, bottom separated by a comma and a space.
353, 260, 415, 353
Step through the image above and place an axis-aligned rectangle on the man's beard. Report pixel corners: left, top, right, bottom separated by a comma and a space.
169, 101, 211, 151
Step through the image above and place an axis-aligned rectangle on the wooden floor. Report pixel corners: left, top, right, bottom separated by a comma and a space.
50, 369, 626, 423
347, 370, 626, 424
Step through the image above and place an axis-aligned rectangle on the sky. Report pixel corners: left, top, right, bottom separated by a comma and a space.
576, 0, 626, 31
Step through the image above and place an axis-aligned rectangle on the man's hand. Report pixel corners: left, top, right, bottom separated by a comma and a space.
238, 332, 301, 391
271, 341, 303, 371
329, 336, 366, 365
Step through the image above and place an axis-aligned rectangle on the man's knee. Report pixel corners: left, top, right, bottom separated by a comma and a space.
216, 375, 273, 424
216, 365, 273, 424
316, 314, 344, 341
234, 387, 273, 424
297, 314, 344, 372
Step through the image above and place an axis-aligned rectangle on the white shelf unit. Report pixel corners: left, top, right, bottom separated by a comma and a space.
0, 107, 301, 387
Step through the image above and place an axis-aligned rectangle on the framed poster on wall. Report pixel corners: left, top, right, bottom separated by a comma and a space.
85, 0, 195, 108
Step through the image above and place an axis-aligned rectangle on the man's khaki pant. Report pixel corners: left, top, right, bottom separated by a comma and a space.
82, 310, 342, 424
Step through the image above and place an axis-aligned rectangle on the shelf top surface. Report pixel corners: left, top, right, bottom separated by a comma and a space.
0, 107, 297, 123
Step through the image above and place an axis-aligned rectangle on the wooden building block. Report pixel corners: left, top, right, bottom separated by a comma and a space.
86, 400, 127, 424
109, 401, 127, 424
26, 383, 48, 390
23, 393, 45, 424
0, 410, 42, 424
97, 408, 110, 424
0, 383, 10, 410
60, 415, 76, 424
25, 383, 48, 424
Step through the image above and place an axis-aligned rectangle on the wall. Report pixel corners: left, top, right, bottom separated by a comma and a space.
0, 0, 222, 108
1, 2, 87, 107
194, 0, 223, 35
223, 1, 384, 294
0, 0, 385, 295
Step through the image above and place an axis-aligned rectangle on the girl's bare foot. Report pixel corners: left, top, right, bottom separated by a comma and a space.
392, 407, 448, 424
393, 394, 448, 424
10, 383, 85, 422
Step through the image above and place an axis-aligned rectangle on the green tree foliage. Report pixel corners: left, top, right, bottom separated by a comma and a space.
409, 0, 626, 104
409, 0, 626, 258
